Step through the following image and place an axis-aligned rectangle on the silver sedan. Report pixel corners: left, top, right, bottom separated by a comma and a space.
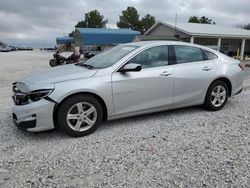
11, 41, 246, 137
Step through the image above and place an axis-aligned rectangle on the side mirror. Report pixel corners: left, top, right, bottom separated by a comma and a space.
119, 63, 142, 73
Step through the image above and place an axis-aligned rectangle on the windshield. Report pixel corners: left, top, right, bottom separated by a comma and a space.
82, 45, 138, 69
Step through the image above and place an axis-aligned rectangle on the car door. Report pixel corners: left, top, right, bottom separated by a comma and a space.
112, 45, 174, 116
171, 45, 217, 106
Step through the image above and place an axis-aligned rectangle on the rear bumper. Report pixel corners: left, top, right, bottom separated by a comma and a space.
230, 70, 246, 96
11, 99, 55, 132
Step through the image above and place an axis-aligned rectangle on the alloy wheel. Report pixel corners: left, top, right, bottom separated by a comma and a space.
211, 85, 226, 107
66, 102, 97, 132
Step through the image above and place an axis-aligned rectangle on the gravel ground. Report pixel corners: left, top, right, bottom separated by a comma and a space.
0, 51, 250, 187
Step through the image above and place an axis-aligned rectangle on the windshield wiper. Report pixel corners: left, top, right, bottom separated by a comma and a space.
76, 63, 94, 69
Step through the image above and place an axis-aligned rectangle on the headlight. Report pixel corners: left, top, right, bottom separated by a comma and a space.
28, 89, 54, 102
12, 88, 54, 105
12, 82, 54, 105
13, 82, 29, 93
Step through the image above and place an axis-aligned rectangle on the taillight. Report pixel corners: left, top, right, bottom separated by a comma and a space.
238, 63, 245, 70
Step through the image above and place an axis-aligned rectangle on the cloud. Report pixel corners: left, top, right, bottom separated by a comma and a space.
0, 0, 249, 47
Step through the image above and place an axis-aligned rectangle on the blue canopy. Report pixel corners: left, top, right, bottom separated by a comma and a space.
75, 28, 140, 45
56, 36, 74, 45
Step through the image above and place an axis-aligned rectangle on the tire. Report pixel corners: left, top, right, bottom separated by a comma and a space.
57, 94, 103, 137
49, 59, 57, 67
204, 80, 229, 111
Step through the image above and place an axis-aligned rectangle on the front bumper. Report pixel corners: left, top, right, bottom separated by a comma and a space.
12, 98, 56, 132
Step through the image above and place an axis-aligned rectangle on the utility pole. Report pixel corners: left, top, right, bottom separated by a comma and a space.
174, 13, 177, 30
174, 13, 180, 40
86, 15, 88, 28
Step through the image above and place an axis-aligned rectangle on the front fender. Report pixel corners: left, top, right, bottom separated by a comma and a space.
48, 76, 115, 117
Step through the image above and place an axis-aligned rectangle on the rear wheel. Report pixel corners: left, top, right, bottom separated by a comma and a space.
204, 80, 229, 111
57, 94, 103, 137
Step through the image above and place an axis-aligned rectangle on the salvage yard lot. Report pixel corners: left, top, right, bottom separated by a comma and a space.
0, 51, 250, 187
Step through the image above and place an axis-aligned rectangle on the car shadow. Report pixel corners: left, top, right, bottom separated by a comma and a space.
100, 105, 204, 129
11, 106, 200, 139
10, 104, 228, 140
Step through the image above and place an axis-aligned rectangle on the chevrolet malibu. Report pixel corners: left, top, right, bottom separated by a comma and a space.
12, 41, 245, 137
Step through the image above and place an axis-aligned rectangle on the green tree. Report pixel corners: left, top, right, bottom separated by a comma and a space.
75, 20, 86, 28
69, 9, 108, 36
188, 16, 200, 23
69, 31, 74, 37
188, 16, 216, 24
84, 9, 108, 28
243, 23, 250, 30
117, 6, 141, 31
117, 7, 156, 34
141, 14, 156, 34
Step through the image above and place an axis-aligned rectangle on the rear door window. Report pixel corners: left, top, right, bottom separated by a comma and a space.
174, 45, 204, 64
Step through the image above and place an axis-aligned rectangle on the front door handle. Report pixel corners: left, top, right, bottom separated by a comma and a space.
160, 71, 172, 77
202, 66, 212, 71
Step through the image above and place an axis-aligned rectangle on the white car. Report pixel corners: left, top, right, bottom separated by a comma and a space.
12, 41, 246, 137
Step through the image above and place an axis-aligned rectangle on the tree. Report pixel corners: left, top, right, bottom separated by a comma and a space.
69, 9, 108, 36
117, 7, 156, 34
75, 20, 86, 28
199, 16, 216, 24
188, 16, 216, 24
236, 23, 250, 30
84, 9, 108, 28
188, 16, 200, 23
243, 23, 250, 30
117, 7, 141, 31
141, 14, 156, 34
69, 31, 74, 37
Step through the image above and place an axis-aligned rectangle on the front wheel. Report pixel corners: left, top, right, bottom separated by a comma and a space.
57, 94, 103, 137
49, 59, 57, 67
204, 80, 229, 111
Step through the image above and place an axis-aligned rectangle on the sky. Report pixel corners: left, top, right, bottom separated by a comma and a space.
0, 0, 249, 48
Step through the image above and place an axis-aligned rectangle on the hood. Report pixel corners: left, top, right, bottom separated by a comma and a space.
21, 64, 98, 84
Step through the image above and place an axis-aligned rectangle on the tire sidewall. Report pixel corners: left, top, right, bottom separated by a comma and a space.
49, 59, 57, 67
57, 95, 103, 137
204, 81, 229, 111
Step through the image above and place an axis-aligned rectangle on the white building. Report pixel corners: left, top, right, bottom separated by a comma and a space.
144, 21, 250, 60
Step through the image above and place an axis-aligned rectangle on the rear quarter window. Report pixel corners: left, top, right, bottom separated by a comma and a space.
204, 50, 218, 60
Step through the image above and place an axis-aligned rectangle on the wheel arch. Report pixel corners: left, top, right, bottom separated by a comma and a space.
53, 92, 108, 128
209, 77, 232, 97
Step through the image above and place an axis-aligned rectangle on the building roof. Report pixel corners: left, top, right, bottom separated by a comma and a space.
75, 28, 140, 45
145, 21, 250, 39
56, 36, 74, 45
124, 41, 224, 55
137, 35, 177, 41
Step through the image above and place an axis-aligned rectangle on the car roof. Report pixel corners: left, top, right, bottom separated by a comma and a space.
123, 40, 189, 47
123, 40, 220, 55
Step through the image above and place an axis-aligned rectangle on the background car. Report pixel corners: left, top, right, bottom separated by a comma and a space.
12, 41, 246, 137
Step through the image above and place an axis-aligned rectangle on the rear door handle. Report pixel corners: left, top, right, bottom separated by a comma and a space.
160, 71, 172, 77
202, 66, 212, 71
